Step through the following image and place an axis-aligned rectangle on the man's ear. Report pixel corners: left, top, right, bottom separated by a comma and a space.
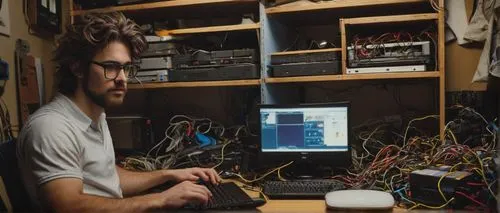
70, 63, 84, 79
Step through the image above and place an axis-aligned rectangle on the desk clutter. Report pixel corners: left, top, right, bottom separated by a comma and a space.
117, 104, 497, 211
340, 105, 497, 211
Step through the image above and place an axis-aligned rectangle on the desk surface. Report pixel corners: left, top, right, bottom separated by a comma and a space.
244, 188, 458, 213
257, 199, 333, 213
258, 199, 323, 213
256, 200, 458, 213
211, 181, 469, 213
244, 189, 402, 213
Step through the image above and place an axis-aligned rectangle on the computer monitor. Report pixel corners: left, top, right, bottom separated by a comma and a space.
258, 102, 351, 175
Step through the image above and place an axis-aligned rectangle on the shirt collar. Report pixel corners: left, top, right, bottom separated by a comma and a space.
55, 93, 106, 131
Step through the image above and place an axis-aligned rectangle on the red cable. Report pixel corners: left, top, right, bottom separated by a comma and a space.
455, 191, 488, 208
466, 182, 485, 186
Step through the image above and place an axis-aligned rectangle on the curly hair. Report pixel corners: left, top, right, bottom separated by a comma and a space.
53, 12, 147, 95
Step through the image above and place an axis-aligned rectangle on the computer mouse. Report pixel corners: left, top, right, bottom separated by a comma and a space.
325, 189, 395, 210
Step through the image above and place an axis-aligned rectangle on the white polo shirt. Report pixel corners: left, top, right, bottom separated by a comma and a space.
17, 93, 122, 207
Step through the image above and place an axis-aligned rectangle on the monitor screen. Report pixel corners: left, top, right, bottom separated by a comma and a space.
260, 105, 349, 153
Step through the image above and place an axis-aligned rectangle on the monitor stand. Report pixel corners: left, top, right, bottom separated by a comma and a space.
283, 160, 333, 179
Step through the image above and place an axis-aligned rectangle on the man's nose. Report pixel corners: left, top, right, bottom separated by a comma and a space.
115, 69, 127, 82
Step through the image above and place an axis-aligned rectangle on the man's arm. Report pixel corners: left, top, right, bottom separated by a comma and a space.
116, 166, 222, 196
115, 166, 169, 196
40, 178, 212, 213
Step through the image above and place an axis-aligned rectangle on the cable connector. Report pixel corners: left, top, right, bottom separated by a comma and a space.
195, 132, 216, 148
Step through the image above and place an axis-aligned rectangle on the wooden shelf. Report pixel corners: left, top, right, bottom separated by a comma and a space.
128, 79, 261, 89
156, 23, 260, 36
265, 72, 440, 83
265, 0, 427, 14
271, 48, 341, 56
343, 13, 438, 25
71, 0, 257, 16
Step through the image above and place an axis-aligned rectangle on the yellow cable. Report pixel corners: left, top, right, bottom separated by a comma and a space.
255, 188, 269, 202
212, 141, 231, 169
403, 115, 439, 146
277, 168, 287, 181
408, 197, 455, 210
234, 173, 254, 183
462, 157, 471, 164
437, 163, 462, 202
233, 181, 269, 202
384, 180, 391, 191
437, 172, 452, 202
473, 168, 497, 200
483, 157, 493, 162
447, 129, 458, 144
470, 150, 497, 200
235, 161, 294, 183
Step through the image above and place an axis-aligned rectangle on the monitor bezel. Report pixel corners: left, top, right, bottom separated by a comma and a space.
257, 102, 352, 168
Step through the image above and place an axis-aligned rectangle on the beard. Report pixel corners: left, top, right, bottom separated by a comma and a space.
83, 83, 108, 108
82, 74, 126, 109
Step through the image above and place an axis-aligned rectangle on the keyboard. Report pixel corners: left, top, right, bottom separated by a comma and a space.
185, 182, 266, 210
262, 179, 345, 199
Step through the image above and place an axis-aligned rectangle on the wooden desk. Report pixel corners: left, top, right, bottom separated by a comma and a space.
245, 189, 459, 213
257, 199, 329, 213
245, 189, 400, 213
220, 182, 467, 213
256, 200, 458, 213
256, 199, 408, 213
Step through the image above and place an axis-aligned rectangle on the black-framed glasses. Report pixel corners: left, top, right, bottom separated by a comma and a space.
90, 61, 140, 80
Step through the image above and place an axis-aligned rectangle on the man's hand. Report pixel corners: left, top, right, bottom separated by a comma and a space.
159, 181, 213, 209
165, 168, 222, 184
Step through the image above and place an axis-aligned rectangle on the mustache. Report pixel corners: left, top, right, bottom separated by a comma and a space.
109, 79, 127, 91
108, 87, 127, 92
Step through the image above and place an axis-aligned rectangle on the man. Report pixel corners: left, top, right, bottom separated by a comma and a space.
17, 12, 220, 212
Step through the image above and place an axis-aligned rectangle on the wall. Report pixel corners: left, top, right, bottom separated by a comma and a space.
0, 0, 68, 135
445, 0, 488, 91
